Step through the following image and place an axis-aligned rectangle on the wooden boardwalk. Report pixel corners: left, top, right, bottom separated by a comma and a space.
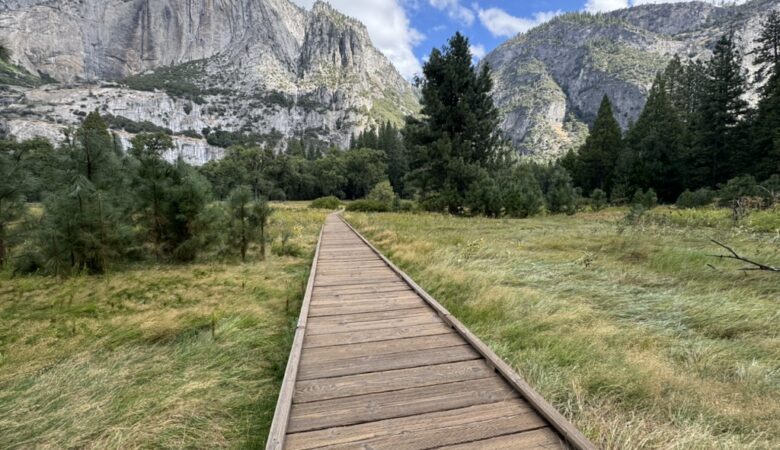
267, 215, 595, 450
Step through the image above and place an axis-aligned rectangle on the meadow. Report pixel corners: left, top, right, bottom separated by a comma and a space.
0, 205, 327, 449
345, 206, 780, 449
2, 202, 778, 449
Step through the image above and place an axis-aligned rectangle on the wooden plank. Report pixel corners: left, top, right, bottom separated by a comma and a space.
311, 289, 418, 303
287, 377, 519, 433
299, 333, 464, 364
284, 400, 546, 450
308, 297, 426, 316
297, 344, 479, 380
438, 428, 566, 449
311, 281, 409, 295
303, 322, 453, 348
338, 215, 596, 450
314, 276, 401, 287
310, 291, 421, 305
293, 360, 495, 403
306, 307, 431, 326
306, 312, 443, 335
266, 225, 324, 450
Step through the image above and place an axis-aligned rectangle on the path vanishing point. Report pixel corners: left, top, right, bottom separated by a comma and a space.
267, 214, 596, 449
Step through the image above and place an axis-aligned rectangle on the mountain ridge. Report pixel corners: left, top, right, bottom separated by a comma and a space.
484, 0, 778, 160
0, 0, 418, 163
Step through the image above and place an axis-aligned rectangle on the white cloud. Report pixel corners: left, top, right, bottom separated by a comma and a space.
429, 0, 475, 26
477, 7, 562, 38
470, 44, 487, 59
584, 0, 628, 12
291, 0, 424, 79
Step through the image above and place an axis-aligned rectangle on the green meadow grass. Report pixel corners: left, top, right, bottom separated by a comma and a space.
345, 207, 780, 449
0, 206, 327, 449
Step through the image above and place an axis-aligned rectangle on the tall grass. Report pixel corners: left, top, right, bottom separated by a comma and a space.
0, 206, 327, 448
345, 208, 780, 449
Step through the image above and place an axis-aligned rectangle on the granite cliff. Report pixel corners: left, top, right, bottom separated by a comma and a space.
0, 0, 418, 163
483, 0, 779, 160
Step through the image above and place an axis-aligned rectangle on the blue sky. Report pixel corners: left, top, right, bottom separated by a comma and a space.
291, 1, 739, 79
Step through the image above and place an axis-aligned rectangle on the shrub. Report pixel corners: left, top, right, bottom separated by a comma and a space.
717, 175, 760, 207
367, 180, 395, 207
309, 196, 342, 210
501, 167, 544, 218
465, 175, 503, 217
542, 166, 577, 215
590, 188, 608, 211
676, 188, 715, 209
632, 188, 658, 209
760, 175, 780, 205
396, 199, 417, 212
346, 199, 390, 212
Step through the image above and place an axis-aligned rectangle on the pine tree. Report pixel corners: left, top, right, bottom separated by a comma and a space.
751, 12, 780, 179
692, 34, 749, 187
378, 122, 408, 196
499, 165, 544, 218
72, 111, 118, 187
227, 186, 273, 262
573, 95, 623, 194
130, 132, 176, 261
752, 11, 780, 84
405, 32, 505, 213
0, 139, 35, 266
620, 74, 687, 201
28, 112, 132, 274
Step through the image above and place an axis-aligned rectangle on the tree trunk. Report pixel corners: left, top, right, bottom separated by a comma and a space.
260, 222, 266, 261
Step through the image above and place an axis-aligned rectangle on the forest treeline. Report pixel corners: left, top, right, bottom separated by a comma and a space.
2, 17, 780, 275
563, 13, 780, 206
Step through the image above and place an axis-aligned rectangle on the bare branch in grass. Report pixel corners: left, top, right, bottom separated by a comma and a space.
708, 239, 780, 273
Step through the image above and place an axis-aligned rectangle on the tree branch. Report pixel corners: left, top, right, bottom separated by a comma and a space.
709, 239, 780, 273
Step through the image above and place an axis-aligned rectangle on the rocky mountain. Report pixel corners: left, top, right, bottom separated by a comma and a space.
484, 0, 779, 161
0, 0, 418, 164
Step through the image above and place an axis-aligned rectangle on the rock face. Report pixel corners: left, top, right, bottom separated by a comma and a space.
484, 0, 779, 161
0, 0, 418, 163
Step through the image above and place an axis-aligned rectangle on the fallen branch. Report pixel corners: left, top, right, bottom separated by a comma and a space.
709, 239, 780, 273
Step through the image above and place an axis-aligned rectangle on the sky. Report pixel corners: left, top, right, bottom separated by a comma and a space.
291, 1, 745, 79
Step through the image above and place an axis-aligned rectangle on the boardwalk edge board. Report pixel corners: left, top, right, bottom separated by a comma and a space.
336, 214, 596, 450
266, 225, 324, 450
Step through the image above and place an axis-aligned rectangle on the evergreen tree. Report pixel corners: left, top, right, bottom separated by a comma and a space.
751, 12, 780, 179
341, 148, 387, 199
378, 122, 409, 196
405, 32, 505, 213
28, 112, 132, 274
130, 133, 176, 261
71, 111, 118, 187
752, 11, 780, 84
464, 171, 503, 217
130, 132, 211, 261
692, 34, 749, 186
0, 139, 36, 266
573, 95, 623, 194
620, 74, 687, 201
499, 165, 544, 218
538, 164, 577, 215
226, 186, 273, 262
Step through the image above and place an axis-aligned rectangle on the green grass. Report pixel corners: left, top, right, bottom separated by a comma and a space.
0, 205, 327, 448
0, 58, 49, 88
345, 207, 780, 449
